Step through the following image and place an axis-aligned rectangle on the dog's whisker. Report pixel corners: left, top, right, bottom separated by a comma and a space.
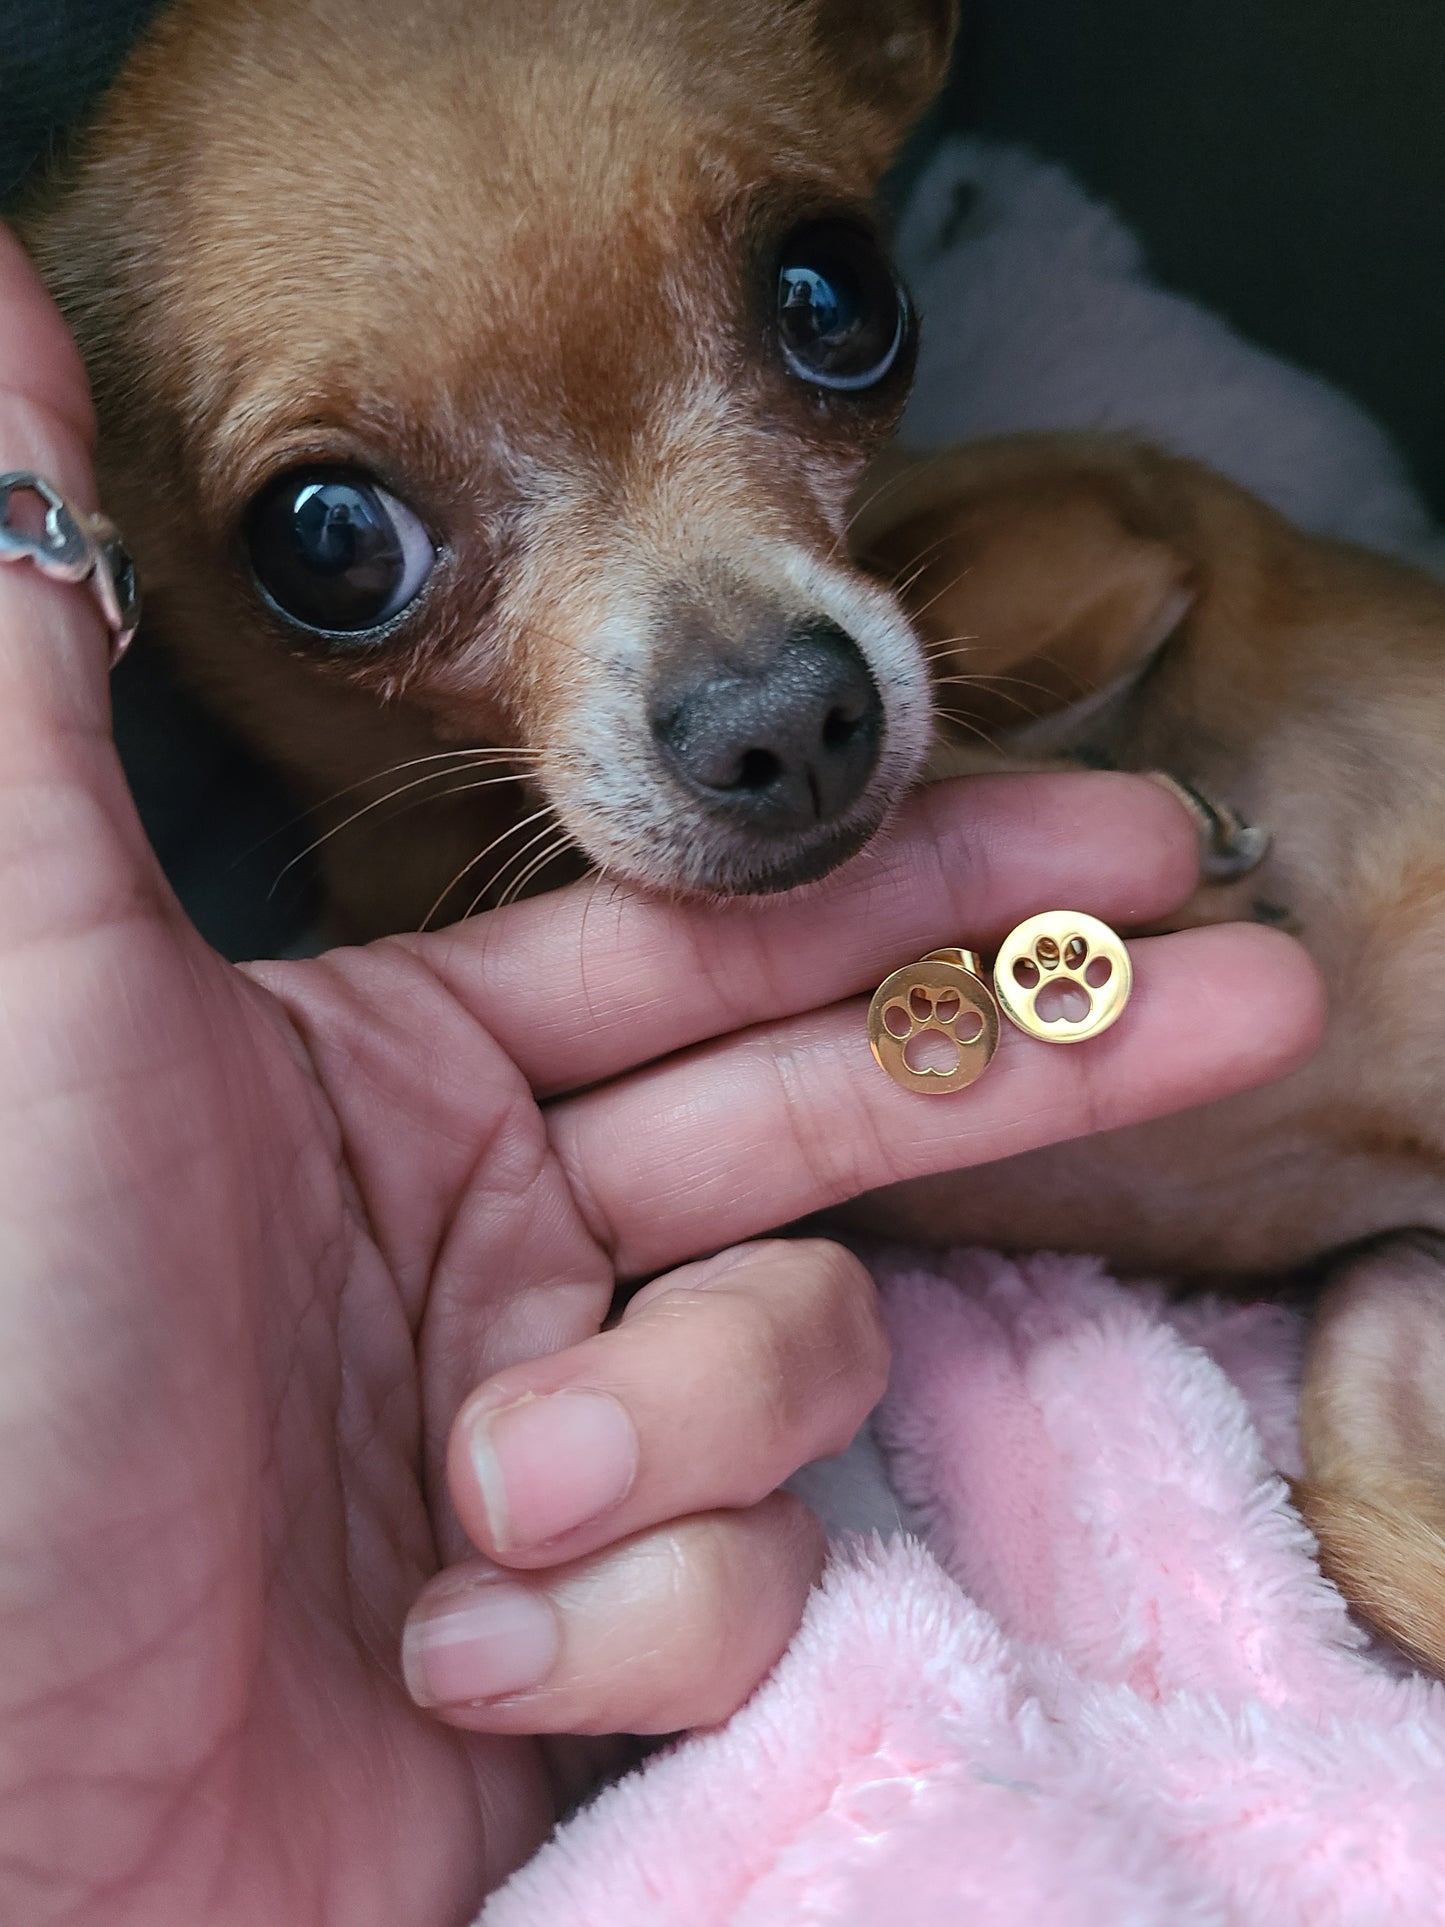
575, 864, 621, 1028
481, 828, 559, 916
916, 642, 1061, 713
297, 745, 542, 821
472, 818, 568, 918
928, 673, 1054, 721
957, 654, 1094, 704
494, 830, 575, 912
932, 666, 1049, 694
881, 537, 966, 611
419, 802, 557, 932
840, 448, 956, 551
932, 678, 1048, 716
889, 527, 970, 599
929, 670, 1035, 692
939, 659, 1063, 694
497, 844, 566, 909
241, 744, 543, 875
267, 764, 537, 896
902, 561, 979, 626
933, 706, 1007, 753
390, 769, 549, 817
919, 631, 981, 656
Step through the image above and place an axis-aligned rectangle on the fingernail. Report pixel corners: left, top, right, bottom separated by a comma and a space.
403, 1581, 560, 1707
470, 1390, 638, 1552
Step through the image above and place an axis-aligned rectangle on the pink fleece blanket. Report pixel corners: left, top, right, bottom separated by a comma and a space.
483, 1251, 1445, 1924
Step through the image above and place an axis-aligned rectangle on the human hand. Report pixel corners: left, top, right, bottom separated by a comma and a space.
0, 224, 1325, 1925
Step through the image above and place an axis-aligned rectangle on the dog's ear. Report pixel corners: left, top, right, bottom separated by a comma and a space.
856, 443, 1197, 745
795, 0, 959, 153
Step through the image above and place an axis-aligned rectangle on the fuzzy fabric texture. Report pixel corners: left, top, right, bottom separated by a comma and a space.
897, 139, 1445, 571
482, 1251, 1445, 1925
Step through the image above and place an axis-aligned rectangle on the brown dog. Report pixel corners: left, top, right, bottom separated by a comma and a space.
21, 0, 956, 936
21, 4, 1445, 1671
850, 432, 1445, 1670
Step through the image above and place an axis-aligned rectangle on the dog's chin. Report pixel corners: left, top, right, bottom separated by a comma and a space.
643, 814, 886, 902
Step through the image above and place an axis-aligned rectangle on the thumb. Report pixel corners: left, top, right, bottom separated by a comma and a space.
0, 223, 169, 945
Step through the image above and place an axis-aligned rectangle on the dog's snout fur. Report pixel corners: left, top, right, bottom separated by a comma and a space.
650, 614, 883, 844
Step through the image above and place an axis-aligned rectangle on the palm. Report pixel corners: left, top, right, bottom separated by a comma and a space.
0, 700, 1324, 1927
0, 868, 563, 1923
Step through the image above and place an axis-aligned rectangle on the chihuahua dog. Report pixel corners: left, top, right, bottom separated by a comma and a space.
850, 431, 1445, 1671
23, 3, 1445, 1672
22, 0, 956, 937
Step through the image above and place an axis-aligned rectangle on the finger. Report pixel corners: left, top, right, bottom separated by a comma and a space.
0, 222, 110, 698
402, 1494, 824, 1734
404, 770, 1200, 1095
549, 922, 1327, 1278
445, 1239, 886, 1569
0, 226, 161, 942
0, 225, 98, 457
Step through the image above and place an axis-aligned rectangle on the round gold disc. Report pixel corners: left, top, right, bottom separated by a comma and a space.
867, 957, 1000, 1095
993, 910, 1132, 1044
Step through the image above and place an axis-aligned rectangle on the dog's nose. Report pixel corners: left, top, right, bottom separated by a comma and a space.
649, 619, 883, 833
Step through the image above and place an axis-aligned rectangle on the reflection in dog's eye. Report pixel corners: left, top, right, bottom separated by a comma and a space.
775, 221, 909, 393
246, 467, 437, 638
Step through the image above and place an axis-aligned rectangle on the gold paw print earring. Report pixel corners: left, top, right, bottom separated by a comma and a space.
867, 948, 1001, 1095
992, 911, 1132, 1044
868, 912, 1132, 1095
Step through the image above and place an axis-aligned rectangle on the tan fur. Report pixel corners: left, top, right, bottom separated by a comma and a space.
1291, 1481, 1445, 1672
1293, 1237, 1445, 1668
21, 0, 956, 930
847, 436, 1445, 1271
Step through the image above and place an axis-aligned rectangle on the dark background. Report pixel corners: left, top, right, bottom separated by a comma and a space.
3, 0, 1442, 953
947, 0, 1445, 519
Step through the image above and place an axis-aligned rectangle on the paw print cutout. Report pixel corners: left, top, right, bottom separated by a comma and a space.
994, 911, 1132, 1043
868, 956, 999, 1095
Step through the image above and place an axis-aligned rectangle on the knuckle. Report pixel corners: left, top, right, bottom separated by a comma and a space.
676, 1505, 819, 1724
669, 1514, 735, 1612
718, 1291, 801, 1438
645, 1519, 740, 1704
847, 1283, 892, 1409
547, 1117, 626, 1266
770, 1487, 829, 1581
580, 1503, 822, 1732
680, 911, 779, 1033
762, 1032, 875, 1202
788, 1240, 890, 1412
716, 1244, 888, 1454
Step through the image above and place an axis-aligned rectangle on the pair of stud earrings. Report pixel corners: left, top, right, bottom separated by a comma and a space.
867, 910, 1133, 1095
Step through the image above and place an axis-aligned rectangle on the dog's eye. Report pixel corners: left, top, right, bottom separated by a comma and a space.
246, 469, 436, 636
776, 223, 908, 393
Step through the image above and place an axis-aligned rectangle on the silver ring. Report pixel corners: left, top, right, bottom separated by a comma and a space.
0, 472, 140, 666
